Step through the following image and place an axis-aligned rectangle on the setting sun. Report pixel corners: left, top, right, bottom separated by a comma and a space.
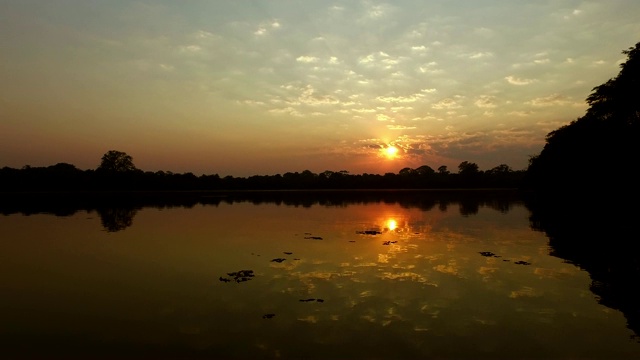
384, 146, 399, 159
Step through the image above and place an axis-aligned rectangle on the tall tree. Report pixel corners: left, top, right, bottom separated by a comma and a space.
458, 161, 480, 176
97, 150, 137, 173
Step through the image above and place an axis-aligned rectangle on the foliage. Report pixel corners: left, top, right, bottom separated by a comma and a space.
524, 41, 640, 194
97, 150, 138, 173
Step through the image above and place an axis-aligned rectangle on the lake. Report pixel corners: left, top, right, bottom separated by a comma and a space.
1, 190, 639, 359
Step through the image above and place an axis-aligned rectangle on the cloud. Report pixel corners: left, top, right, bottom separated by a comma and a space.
432, 98, 461, 110
526, 94, 570, 107
179, 45, 202, 53
412, 114, 443, 121
194, 30, 217, 40
297, 56, 319, 63
390, 106, 413, 112
360, 3, 393, 21
474, 27, 494, 37
563, 9, 583, 19
376, 93, 425, 103
159, 64, 174, 71
468, 52, 493, 59
387, 125, 417, 130
352, 108, 377, 113
359, 54, 375, 64
505, 76, 536, 85
238, 99, 266, 106
491, 127, 540, 144
268, 107, 303, 117
296, 85, 340, 106
508, 111, 532, 117
254, 20, 281, 36
358, 52, 405, 69
474, 95, 497, 108
418, 62, 440, 74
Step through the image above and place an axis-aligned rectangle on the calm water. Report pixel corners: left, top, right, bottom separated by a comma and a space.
1, 191, 639, 359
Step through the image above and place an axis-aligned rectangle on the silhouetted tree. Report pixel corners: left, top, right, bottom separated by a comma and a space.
488, 164, 512, 175
398, 167, 417, 176
437, 165, 449, 175
97, 150, 137, 173
415, 165, 435, 176
458, 161, 480, 176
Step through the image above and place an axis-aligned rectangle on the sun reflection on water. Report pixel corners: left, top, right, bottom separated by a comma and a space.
386, 218, 397, 231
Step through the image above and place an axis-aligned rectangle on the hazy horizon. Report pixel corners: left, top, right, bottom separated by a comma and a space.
2, 1, 639, 177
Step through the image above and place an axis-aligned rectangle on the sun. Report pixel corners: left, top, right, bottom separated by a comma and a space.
384, 145, 399, 159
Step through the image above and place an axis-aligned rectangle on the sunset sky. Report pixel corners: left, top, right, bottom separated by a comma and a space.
1, 1, 639, 176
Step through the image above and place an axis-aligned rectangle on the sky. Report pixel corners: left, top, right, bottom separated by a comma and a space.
1, 1, 639, 177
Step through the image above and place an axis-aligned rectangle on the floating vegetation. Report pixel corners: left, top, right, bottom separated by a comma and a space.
271, 258, 286, 263
304, 236, 323, 240
219, 269, 255, 283
283, 252, 293, 255
299, 298, 324, 303
514, 261, 531, 265
357, 230, 382, 235
479, 251, 500, 257
382, 241, 398, 245
478, 252, 530, 265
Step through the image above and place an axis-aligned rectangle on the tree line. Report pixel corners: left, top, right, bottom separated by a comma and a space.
0, 152, 525, 191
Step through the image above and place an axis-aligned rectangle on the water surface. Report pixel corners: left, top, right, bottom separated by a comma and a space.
1, 192, 638, 358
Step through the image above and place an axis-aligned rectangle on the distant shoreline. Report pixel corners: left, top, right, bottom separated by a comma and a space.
0, 187, 523, 197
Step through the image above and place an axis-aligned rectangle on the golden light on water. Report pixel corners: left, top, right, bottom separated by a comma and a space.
386, 218, 398, 231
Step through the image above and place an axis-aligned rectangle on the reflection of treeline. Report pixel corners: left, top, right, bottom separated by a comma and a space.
0, 189, 522, 219
0, 162, 525, 191
525, 195, 640, 340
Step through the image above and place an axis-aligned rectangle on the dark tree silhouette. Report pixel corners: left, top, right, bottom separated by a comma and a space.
415, 165, 435, 176
437, 165, 449, 175
458, 161, 480, 176
524, 41, 640, 195
97, 150, 137, 173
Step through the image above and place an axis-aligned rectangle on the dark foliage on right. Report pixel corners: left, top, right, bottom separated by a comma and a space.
523, 41, 640, 196
524, 42, 640, 338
